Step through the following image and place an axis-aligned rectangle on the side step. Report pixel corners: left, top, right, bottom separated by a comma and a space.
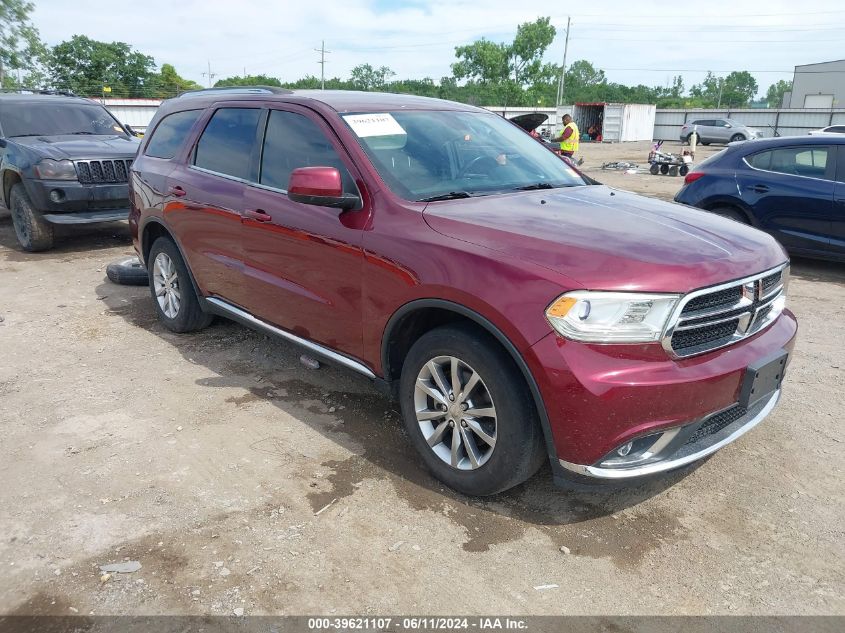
204, 296, 376, 379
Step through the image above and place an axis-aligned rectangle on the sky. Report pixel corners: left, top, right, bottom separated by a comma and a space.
30, 0, 845, 98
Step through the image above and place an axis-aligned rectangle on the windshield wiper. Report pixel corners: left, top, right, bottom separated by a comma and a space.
418, 191, 473, 202
67, 131, 97, 135
514, 182, 556, 191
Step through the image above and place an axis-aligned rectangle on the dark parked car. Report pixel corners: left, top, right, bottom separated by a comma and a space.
130, 88, 796, 495
675, 135, 845, 262
0, 93, 140, 251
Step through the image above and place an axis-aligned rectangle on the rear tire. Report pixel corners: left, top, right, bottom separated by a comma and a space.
679, 164, 690, 176
399, 324, 545, 496
9, 184, 54, 252
147, 237, 212, 332
709, 206, 748, 224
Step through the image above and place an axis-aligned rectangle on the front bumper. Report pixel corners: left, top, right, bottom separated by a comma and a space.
527, 309, 797, 479
559, 389, 780, 479
25, 178, 130, 218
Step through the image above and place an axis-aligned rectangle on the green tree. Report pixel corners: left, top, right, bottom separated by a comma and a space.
690, 70, 758, 108
765, 79, 792, 108
155, 63, 201, 97
214, 74, 282, 88
349, 64, 395, 91
49, 35, 156, 97
452, 16, 556, 102
0, 0, 48, 87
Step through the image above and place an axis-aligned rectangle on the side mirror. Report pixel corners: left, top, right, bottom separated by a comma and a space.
288, 166, 360, 210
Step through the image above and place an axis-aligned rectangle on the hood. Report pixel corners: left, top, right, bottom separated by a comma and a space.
422, 185, 787, 293
12, 134, 140, 160
509, 113, 548, 132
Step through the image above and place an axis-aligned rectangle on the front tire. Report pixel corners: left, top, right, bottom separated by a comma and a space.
148, 237, 212, 332
399, 324, 545, 496
9, 184, 54, 252
730, 134, 746, 143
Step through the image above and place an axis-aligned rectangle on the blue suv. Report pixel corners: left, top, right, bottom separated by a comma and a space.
675, 136, 845, 262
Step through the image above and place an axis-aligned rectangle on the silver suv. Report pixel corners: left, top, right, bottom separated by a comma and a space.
680, 118, 762, 145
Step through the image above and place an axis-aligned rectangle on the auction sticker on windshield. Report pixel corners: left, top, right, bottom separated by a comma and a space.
343, 113, 406, 138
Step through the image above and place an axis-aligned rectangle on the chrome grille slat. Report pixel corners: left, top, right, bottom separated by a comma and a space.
74, 159, 132, 184
663, 264, 788, 358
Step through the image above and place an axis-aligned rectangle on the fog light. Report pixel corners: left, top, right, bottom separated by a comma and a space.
617, 442, 633, 457
49, 189, 65, 203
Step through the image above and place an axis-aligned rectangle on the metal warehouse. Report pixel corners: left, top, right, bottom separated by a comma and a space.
786, 59, 845, 108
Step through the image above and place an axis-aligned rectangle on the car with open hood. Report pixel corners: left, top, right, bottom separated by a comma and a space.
0, 93, 140, 251
129, 88, 796, 495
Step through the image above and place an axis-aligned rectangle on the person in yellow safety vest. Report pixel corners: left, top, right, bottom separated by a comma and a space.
552, 114, 580, 158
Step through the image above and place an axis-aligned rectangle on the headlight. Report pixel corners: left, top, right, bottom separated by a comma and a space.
546, 291, 681, 343
34, 159, 77, 180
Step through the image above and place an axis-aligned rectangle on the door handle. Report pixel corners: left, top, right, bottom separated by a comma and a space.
746, 184, 769, 194
168, 185, 187, 197
244, 208, 272, 222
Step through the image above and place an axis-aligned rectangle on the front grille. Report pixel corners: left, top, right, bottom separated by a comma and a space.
762, 271, 782, 295
75, 159, 133, 184
685, 405, 748, 445
667, 266, 787, 358
682, 286, 742, 315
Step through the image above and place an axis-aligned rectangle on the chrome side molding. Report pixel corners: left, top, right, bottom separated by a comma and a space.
205, 297, 376, 379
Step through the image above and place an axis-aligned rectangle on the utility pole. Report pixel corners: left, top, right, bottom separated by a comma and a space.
315, 41, 331, 90
202, 60, 216, 88
555, 17, 571, 109
0, 58, 5, 89
717, 79, 723, 109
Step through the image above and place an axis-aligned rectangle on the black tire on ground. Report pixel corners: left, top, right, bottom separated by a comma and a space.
649, 163, 660, 175
106, 257, 150, 286
709, 206, 748, 224
147, 236, 212, 333
685, 133, 698, 145
730, 134, 746, 143
9, 183, 54, 252
660, 164, 670, 175
679, 164, 690, 176
398, 323, 546, 496
701, 141, 710, 146
669, 166, 679, 177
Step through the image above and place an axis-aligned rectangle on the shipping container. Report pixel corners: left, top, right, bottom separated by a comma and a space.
571, 103, 656, 142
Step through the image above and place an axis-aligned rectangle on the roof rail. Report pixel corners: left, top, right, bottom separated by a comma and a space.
0, 88, 77, 97
177, 86, 293, 98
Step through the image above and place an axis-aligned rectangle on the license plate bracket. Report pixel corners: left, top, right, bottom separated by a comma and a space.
738, 350, 788, 409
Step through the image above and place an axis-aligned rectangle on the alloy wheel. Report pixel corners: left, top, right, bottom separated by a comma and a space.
414, 355, 497, 470
152, 252, 181, 319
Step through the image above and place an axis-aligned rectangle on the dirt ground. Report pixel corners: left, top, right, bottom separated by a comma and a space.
0, 140, 843, 617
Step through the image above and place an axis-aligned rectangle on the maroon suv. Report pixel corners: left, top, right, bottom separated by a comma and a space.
129, 87, 797, 495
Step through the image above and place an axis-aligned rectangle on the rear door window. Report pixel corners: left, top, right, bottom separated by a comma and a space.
259, 109, 355, 193
194, 108, 261, 180
145, 109, 202, 159
747, 146, 832, 180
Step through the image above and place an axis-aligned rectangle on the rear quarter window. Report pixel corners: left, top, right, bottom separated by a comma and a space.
145, 109, 202, 159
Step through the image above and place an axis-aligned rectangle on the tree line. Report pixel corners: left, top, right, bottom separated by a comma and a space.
2, 1, 791, 108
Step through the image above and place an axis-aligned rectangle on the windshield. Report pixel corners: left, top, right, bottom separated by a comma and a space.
342, 110, 586, 201
0, 102, 127, 137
